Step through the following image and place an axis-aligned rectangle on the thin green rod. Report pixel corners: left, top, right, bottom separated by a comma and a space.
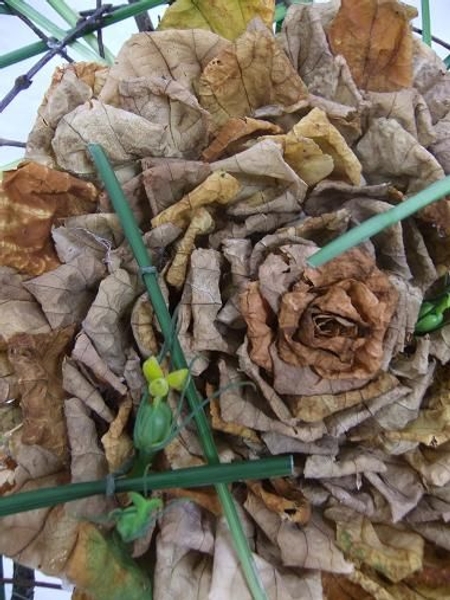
88, 144, 269, 600
421, 0, 432, 46
0, 456, 292, 518
308, 176, 450, 268
45, 0, 115, 63
4, 0, 102, 62
0, 0, 167, 69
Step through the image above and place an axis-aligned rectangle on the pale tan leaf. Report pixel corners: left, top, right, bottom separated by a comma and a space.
62, 358, 113, 423
101, 398, 134, 473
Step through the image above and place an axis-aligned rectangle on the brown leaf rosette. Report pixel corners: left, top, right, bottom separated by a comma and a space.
241, 244, 399, 393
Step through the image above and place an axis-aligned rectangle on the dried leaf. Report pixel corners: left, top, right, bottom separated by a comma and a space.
52, 100, 166, 175
72, 333, 127, 396
304, 451, 387, 479
62, 358, 114, 423
8, 328, 74, 462
202, 117, 283, 162
64, 397, 109, 517
101, 398, 134, 472
330, 508, 424, 583
99, 30, 229, 106
198, 24, 308, 129
1, 162, 97, 275
355, 117, 444, 194
0, 268, 50, 342
130, 293, 159, 358
166, 208, 214, 289
118, 76, 210, 159
82, 269, 141, 375
142, 157, 211, 216
23, 254, 106, 329
327, 0, 416, 92
282, 4, 362, 107
210, 397, 259, 443
290, 107, 362, 185
211, 139, 307, 215
248, 481, 310, 525
151, 171, 240, 229
159, 0, 274, 40
25, 63, 106, 165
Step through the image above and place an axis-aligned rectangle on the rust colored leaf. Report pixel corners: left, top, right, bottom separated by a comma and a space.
202, 117, 283, 162
240, 282, 274, 372
7, 327, 75, 462
198, 24, 308, 129
322, 573, 376, 600
247, 480, 310, 525
327, 0, 417, 92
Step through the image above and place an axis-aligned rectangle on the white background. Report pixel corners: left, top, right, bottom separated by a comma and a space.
0, 1, 448, 598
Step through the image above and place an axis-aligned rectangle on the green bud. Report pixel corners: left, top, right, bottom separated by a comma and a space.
166, 368, 189, 391
149, 377, 170, 398
142, 356, 163, 383
133, 395, 173, 455
415, 312, 443, 334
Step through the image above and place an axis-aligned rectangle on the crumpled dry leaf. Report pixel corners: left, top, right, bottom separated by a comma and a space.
166, 208, 214, 289
130, 293, 159, 358
202, 117, 283, 162
328, 507, 424, 583
64, 397, 110, 517
355, 117, 444, 194
62, 358, 114, 423
281, 4, 363, 107
198, 23, 308, 129
248, 480, 310, 525
366, 89, 436, 147
99, 30, 230, 106
158, 0, 274, 40
327, 0, 416, 92
245, 493, 353, 573
190, 249, 237, 353
0, 268, 50, 343
211, 139, 307, 215
290, 107, 362, 185
142, 157, 211, 216
151, 171, 239, 229
82, 269, 141, 375
7, 327, 74, 463
118, 76, 210, 159
72, 333, 127, 396
431, 111, 450, 174
25, 62, 107, 165
101, 397, 134, 473
1, 162, 98, 275
23, 253, 106, 329
304, 450, 387, 479
52, 100, 167, 175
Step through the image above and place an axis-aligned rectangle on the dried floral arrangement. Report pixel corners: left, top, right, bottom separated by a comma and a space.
2, 0, 450, 599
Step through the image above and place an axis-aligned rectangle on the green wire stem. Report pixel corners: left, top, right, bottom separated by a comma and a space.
0, 0, 166, 69
307, 176, 450, 268
88, 144, 270, 600
421, 0, 432, 46
4, 0, 103, 63
45, 0, 115, 63
0, 457, 292, 518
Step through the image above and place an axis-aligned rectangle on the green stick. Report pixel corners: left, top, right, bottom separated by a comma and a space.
307, 176, 450, 268
45, 0, 115, 63
421, 0, 432, 46
0, 0, 167, 68
0, 457, 292, 518
88, 144, 270, 600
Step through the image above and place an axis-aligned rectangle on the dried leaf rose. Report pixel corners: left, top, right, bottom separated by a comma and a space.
241, 245, 399, 392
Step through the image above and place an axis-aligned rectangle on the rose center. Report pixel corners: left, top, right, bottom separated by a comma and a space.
313, 313, 360, 338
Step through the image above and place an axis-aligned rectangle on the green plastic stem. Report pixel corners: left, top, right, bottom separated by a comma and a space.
88, 144, 270, 600
0, 0, 166, 68
421, 0, 432, 46
45, 0, 115, 63
4, 0, 102, 62
307, 176, 450, 268
0, 456, 293, 518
